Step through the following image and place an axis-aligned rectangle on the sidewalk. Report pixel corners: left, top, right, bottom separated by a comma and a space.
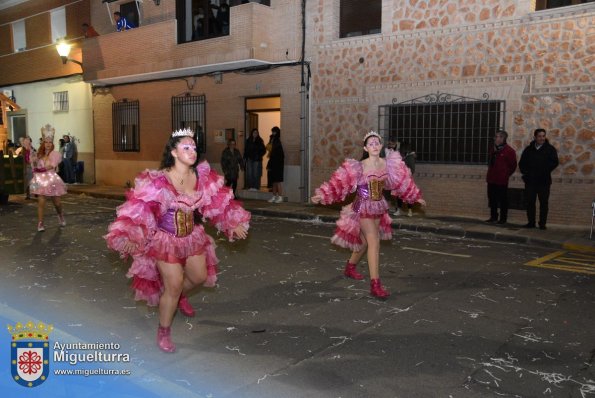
66, 184, 594, 251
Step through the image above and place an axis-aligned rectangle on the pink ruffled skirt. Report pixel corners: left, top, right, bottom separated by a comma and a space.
30, 170, 67, 197
331, 200, 392, 252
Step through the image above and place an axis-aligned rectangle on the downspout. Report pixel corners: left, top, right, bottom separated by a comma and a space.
299, 0, 309, 202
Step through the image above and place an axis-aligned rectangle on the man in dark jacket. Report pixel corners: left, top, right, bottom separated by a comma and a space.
518, 128, 559, 230
221, 139, 244, 197
485, 130, 517, 224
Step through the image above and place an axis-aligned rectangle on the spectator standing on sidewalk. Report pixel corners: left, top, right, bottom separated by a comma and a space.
220, 138, 244, 197
266, 126, 285, 203
62, 135, 75, 184
485, 130, 517, 224
105, 128, 250, 353
519, 128, 559, 230
311, 131, 425, 300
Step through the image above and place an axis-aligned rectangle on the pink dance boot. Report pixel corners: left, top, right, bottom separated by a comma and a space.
343, 261, 364, 280
178, 294, 196, 317
156, 325, 176, 353
370, 278, 390, 300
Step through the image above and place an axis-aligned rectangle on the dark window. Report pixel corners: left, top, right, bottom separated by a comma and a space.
112, 100, 140, 152
340, 0, 381, 38
176, 0, 253, 44
120, 1, 140, 27
535, 0, 593, 10
171, 94, 206, 154
379, 94, 506, 164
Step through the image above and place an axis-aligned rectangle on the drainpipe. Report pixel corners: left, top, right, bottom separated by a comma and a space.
299, 0, 309, 202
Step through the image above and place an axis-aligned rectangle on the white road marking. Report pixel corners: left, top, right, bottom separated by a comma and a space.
401, 246, 471, 258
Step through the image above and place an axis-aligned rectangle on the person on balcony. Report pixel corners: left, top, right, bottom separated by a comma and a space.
114, 11, 135, 32
82, 23, 99, 38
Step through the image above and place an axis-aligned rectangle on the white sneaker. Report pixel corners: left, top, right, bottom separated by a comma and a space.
393, 209, 402, 216
407, 209, 413, 217
267, 196, 276, 203
274, 195, 283, 203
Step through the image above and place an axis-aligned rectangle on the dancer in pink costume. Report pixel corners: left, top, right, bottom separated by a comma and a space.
311, 131, 425, 300
105, 129, 250, 352
30, 124, 67, 232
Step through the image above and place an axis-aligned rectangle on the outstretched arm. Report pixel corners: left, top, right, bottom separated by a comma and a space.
312, 159, 360, 205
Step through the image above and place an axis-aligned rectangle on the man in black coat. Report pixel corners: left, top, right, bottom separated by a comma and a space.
518, 128, 559, 230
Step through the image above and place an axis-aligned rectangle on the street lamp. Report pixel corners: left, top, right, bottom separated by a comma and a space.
56, 40, 83, 67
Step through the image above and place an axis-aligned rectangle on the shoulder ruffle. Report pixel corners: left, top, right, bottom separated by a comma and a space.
385, 149, 422, 204
315, 159, 361, 205
195, 161, 251, 240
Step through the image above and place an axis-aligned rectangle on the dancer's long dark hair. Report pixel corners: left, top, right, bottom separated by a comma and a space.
160, 135, 199, 170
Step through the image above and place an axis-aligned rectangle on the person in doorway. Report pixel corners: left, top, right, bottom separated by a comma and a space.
244, 128, 266, 190
311, 131, 425, 300
220, 138, 244, 197
266, 126, 284, 203
485, 130, 517, 224
30, 125, 67, 231
105, 128, 250, 353
519, 128, 559, 230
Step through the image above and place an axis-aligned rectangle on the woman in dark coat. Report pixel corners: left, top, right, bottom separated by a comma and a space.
266, 126, 284, 203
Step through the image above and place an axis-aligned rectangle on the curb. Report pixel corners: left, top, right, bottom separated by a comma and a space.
69, 188, 591, 251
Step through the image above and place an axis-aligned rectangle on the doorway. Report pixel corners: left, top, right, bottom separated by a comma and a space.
8, 112, 27, 144
245, 96, 280, 191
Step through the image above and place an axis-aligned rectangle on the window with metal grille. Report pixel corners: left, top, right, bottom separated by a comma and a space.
171, 94, 206, 154
112, 100, 140, 152
53, 91, 69, 112
378, 93, 506, 164
534, 0, 593, 11
340, 0, 381, 38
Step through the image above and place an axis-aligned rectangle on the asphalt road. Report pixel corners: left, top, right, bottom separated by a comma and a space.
0, 195, 593, 398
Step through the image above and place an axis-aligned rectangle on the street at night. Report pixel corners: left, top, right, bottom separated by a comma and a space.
1, 195, 593, 398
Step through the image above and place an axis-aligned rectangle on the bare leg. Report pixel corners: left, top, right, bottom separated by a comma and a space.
156, 261, 184, 328
360, 218, 381, 279
37, 195, 46, 224
51, 196, 63, 215
182, 254, 207, 294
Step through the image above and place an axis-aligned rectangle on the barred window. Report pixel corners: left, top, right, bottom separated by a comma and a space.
379, 93, 506, 164
171, 94, 206, 154
340, 0, 381, 38
112, 100, 140, 152
53, 91, 69, 112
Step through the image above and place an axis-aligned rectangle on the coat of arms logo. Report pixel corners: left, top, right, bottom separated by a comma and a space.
7, 321, 53, 387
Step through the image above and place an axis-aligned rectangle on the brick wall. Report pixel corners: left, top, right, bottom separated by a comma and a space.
93, 66, 302, 187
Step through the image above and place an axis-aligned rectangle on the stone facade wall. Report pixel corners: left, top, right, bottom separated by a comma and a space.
307, 0, 594, 225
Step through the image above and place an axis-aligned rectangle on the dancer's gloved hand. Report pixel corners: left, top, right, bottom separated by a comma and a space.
310, 195, 322, 204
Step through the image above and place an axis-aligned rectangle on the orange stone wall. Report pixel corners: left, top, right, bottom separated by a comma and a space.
307, 0, 594, 225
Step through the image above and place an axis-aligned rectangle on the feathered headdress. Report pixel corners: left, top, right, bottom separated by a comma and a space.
41, 124, 55, 143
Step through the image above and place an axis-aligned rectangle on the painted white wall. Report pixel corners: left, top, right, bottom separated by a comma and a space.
6, 76, 93, 153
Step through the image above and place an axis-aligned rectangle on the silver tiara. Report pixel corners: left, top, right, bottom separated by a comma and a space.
363, 130, 382, 142
171, 128, 194, 138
